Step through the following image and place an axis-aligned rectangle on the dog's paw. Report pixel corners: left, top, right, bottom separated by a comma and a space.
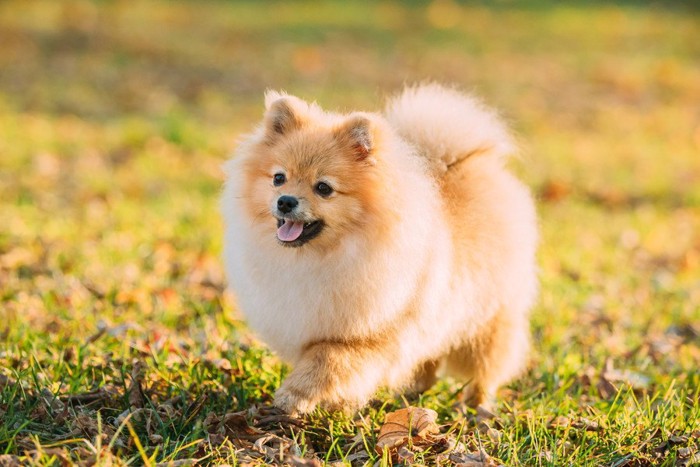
274, 385, 317, 416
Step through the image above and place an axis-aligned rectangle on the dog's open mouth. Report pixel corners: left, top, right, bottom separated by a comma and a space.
276, 218, 324, 247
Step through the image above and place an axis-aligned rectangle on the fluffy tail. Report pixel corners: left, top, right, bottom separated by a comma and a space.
384, 83, 515, 173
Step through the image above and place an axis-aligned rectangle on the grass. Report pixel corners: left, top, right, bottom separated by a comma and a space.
1, 0, 699, 465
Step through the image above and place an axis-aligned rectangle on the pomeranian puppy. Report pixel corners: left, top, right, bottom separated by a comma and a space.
221, 83, 538, 414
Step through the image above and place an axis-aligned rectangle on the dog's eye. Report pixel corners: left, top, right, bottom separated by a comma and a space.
315, 182, 333, 197
273, 173, 286, 186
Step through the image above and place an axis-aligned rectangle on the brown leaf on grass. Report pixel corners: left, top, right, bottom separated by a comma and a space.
474, 405, 499, 423
345, 450, 370, 463
223, 412, 266, 438
539, 179, 572, 202
598, 358, 651, 399
12, 436, 34, 451
584, 188, 644, 209
572, 417, 601, 432
66, 445, 96, 466
0, 454, 22, 467
156, 396, 184, 420
183, 395, 207, 422
596, 374, 618, 399
485, 427, 502, 444
678, 451, 700, 467
669, 435, 688, 445
396, 445, 415, 463
375, 407, 440, 456
154, 460, 198, 467
202, 432, 226, 448
202, 415, 297, 465
666, 323, 700, 343
557, 440, 574, 456
250, 405, 306, 433
84, 328, 107, 345
62, 385, 120, 407
255, 412, 305, 429
204, 411, 266, 441
289, 456, 322, 466
474, 413, 503, 447
0, 375, 13, 390
449, 449, 498, 467
209, 358, 232, 373
549, 415, 601, 432
253, 433, 294, 461
69, 412, 116, 440
549, 415, 572, 429
115, 407, 156, 429
128, 360, 146, 409
40, 388, 66, 413
26, 448, 72, 467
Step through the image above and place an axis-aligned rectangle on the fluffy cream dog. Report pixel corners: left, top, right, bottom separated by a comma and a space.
221, 83, 538, 414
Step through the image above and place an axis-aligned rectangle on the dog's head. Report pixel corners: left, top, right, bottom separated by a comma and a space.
235, 92, 394, 252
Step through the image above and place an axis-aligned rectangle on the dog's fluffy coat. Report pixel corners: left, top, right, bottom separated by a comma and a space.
221, 84, 538, 414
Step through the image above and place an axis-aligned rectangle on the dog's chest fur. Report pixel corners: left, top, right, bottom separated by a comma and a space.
228, 231, 433, 363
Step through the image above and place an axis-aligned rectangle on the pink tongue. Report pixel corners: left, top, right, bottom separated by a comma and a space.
277, 220, 304, 242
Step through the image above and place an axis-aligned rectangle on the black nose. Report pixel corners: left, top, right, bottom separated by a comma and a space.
277, 195, 299, 214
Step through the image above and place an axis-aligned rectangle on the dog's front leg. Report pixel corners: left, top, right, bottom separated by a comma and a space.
274, 339, 390, 415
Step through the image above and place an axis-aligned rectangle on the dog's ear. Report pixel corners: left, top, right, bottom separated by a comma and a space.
263, 91, 308, 138
334, 114, 375, 164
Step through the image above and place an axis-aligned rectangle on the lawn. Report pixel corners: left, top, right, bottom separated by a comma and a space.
1, 0, 699, 465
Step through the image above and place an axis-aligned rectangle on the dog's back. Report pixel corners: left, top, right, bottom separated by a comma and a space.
384, 83, 514, 174
385, 84, 538, 405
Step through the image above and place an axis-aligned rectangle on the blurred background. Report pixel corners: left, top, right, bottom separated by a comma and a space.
0, 0, 699, 462
3, 0, 698, 328
2, 1, 700, 192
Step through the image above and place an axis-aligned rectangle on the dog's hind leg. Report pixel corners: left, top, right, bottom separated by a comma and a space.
444, 308, 530, 408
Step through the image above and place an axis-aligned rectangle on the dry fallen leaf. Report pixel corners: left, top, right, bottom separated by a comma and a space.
598, 358, 651, 399
204, 410, 269, 442
375, 407, 440, 453
485, 427, 502, 444
128, 360, 146, 409
572, 417, 601, 432
669, 435, 688, 445
397, 445, 415, 463
0, 454, 22, 467
540, 179, 572, 202
449, 449, 497, 466
253, 433, 292, 461
0, 375, 14, 390
289, 456, 322, 466
154, 460, 197, 467
345, 450, 370, 464
679, 451, 700, 466
40, 388, 66, 414
549, 415, 572, 429
557, 440, 574, 456
62, 385, 119, 406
